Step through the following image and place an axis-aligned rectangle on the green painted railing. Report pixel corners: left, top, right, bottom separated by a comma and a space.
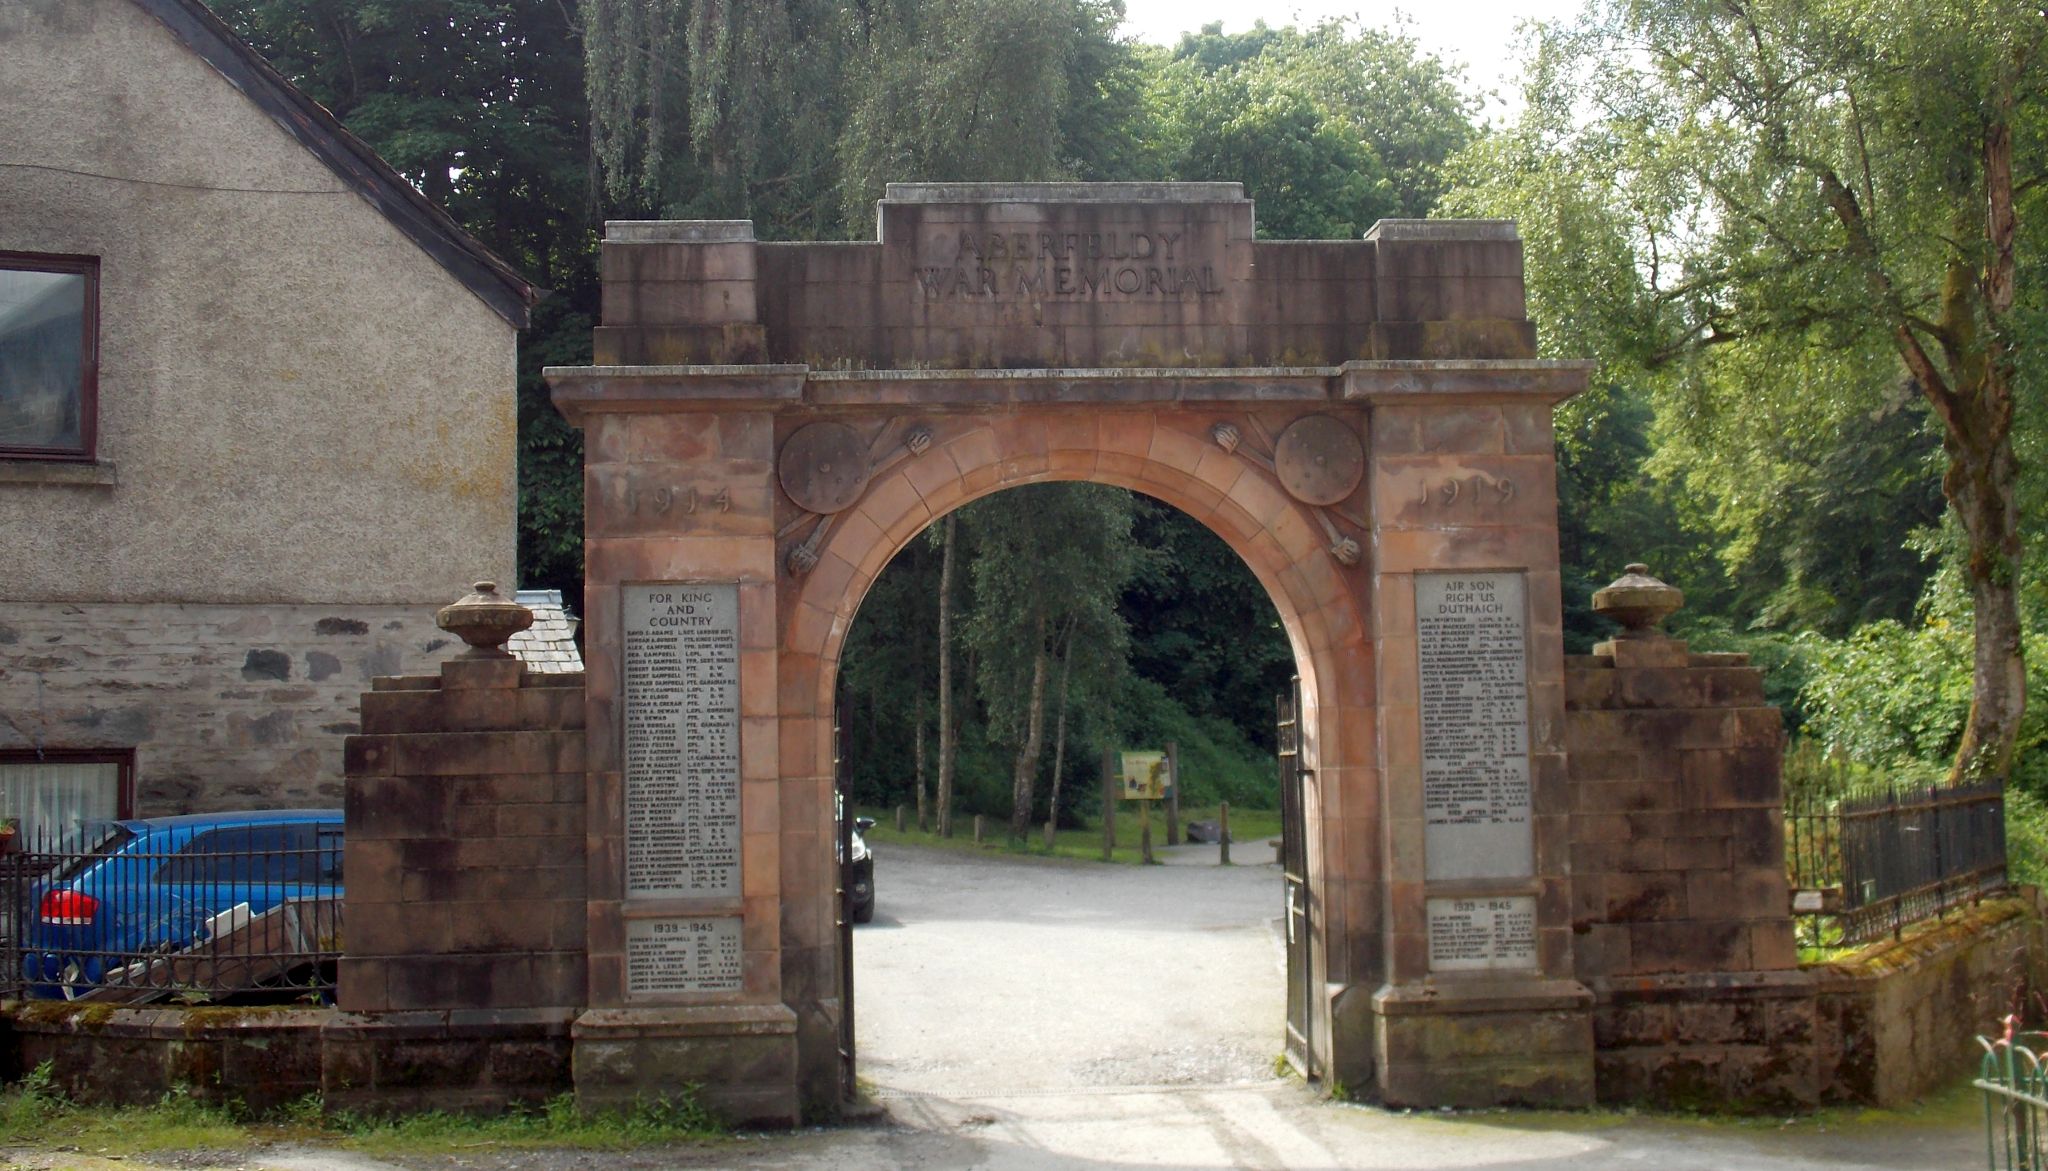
1980, 1025, 2048, 1170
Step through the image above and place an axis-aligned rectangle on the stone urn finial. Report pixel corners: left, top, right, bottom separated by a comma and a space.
1592, 563, 1683, 640
436, 580, 534, 659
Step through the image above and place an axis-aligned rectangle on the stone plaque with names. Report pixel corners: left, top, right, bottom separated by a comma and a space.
623, 582, 741, 899
1427, 896, 1537, 972
1416, 572, 1533, 881
626, 916, 743, 995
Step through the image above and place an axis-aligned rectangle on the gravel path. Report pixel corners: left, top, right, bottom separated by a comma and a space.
854, 839, 1287, 1098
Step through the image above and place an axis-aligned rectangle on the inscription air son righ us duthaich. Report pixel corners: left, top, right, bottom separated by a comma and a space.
1416, 572, 1534, 882
914, 229, 1222, 300
623, 583, 741, 900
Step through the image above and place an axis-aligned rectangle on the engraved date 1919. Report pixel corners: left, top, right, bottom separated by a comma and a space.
1418, 473, 1515, 507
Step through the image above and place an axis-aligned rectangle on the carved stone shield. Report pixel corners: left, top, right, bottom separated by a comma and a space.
778, 422, 870, 514
1273, 415, 1364, 506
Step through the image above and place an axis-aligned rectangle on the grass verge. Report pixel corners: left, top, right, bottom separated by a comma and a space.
0, 1064, 723, 1158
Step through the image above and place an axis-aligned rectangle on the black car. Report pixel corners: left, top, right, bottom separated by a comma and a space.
845, 816, 875, 924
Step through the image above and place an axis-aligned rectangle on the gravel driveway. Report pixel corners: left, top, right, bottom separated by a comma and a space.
855, 838, 1287, 1098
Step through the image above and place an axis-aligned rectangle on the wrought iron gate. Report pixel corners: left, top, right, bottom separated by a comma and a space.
1276, 676, 1316, 1079
834, 703, 856, 1100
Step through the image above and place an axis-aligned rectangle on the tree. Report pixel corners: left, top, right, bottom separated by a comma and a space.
959, 484, 1137, 839
1155, 19, 1477, 236
1447, 0, 2047, 782
584, 0, 855, 234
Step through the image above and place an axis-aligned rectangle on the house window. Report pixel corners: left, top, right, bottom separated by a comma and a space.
0, 750, 132, 847
0, 252, 99, 461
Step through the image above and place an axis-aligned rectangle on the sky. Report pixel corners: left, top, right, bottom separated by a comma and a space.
1118, 0, 1588, 119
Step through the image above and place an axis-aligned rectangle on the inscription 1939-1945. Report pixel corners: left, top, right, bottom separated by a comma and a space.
915, 229, 1223, 300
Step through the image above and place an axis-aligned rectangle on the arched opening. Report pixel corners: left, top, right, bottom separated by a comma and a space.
828, 480, 1306, 1096
776, 408, 1383, 1094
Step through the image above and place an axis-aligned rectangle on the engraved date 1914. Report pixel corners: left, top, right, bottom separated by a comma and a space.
623, 484, 732, 516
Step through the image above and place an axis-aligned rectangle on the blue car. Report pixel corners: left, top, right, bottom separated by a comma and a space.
18, 809, 343, 999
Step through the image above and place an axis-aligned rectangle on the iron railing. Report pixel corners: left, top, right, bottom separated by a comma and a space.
1979, 1027, 2048, 1170
1787, 778, 2007, 947
0, 823, 341, 1003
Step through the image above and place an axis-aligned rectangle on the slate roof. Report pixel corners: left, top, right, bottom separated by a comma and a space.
132, 0, 539, 328
510, 589, 585, 674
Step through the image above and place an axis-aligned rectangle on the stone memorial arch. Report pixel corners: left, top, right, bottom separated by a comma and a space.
545, 183, 1597, 1116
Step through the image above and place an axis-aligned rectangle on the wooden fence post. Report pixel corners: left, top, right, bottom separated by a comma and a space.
1165, 740, 1181, 847
1101, 750, 1116, 862
1220, 801, 1231, 866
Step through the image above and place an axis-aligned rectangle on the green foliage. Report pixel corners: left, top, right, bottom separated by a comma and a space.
1447, 0, 2047, 779
0, 1071, 719, 1157
1110, 675, 1275, 808
860, 802, 1284, 865
1796, 560, 2048, 787
1122, 498, 1293, 748
1153, 19, 1475, 237
2006, 787, 2048, 890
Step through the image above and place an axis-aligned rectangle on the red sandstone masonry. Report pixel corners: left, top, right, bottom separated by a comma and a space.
342, 659, 588, 1013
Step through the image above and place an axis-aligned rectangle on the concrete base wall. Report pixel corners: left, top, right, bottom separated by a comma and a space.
0, 601, 466, 813
1814, 897, 2043, 1106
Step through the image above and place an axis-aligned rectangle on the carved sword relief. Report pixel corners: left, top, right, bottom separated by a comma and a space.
1209, 415, 1364, 566
777, 419, 933, 576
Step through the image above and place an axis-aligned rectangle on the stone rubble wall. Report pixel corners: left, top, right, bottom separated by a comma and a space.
0, 602, 466, 812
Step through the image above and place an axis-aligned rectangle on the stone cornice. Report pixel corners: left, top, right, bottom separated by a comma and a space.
546, 360, 1595, 420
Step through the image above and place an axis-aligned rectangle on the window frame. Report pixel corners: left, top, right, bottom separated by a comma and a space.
0, 748, 135, 824
0, 250, 101, 462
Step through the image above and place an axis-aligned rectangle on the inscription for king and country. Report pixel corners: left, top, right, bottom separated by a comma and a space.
623, 582, 741, 900
1416, 572, 1534, 881
914, 229, 1223, 300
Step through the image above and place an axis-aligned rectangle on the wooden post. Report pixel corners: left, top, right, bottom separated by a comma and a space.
1165, 740, 1181, 846
973, 814, 985, 844
1140, 798, 1154, 864
1219, 801, 1231, 866
1101, 750, 1116, 862
895, 805, 906, 833
1043, 820, 1056, 851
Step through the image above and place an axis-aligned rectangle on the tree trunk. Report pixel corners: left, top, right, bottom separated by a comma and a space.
1942, 421, 2025, 784
1046, 621, 1076, 833
935, 515, 959, 837
914, 699, 928, 832
1009, 611, 1051, 841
